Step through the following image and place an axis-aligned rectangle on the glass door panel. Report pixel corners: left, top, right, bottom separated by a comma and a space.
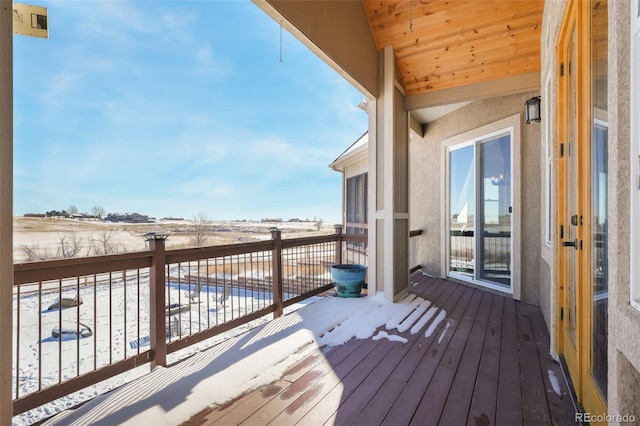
449, 146, 475, 278
591, 0, 608, 398
448, 134, 512, 290
591, 123, 608, 395
479, 135, 511, 287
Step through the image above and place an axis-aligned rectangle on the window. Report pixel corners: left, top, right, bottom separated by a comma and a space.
447, 130, 513, 290
346, 173, 367, 235
631, 0, 640, 310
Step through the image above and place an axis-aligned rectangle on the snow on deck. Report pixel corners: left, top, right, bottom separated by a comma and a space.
39, 292, 437, 425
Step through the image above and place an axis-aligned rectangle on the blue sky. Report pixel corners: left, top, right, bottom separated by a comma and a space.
13, 0, 367, 222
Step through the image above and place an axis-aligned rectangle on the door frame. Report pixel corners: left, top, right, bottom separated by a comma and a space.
441, 113, 522, 299
556, 0, 607, 418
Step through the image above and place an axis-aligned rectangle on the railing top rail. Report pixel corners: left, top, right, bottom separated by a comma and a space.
341, 234, 368, 243
14, 251, 154, 285
280, 233, 339, 249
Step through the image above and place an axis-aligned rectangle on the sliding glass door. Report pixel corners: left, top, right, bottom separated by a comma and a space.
448, 132, 512, 290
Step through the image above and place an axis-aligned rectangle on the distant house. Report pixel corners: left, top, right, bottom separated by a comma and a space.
105, 213, 151, 223
70, 213, 100, 220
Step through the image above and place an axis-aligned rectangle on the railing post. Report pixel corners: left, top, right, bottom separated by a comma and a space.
334, 224, 343, 265
0, 4, 11, 424
270, 227, 283, 318
145, 232, 168, 369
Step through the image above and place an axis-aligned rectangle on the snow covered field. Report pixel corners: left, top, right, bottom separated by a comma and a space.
13, 216, 332, 263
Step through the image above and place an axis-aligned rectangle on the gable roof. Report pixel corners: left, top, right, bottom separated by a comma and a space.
329, 131, 368, 171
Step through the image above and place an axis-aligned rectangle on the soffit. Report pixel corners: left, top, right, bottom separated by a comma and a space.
363, 0, 543, 97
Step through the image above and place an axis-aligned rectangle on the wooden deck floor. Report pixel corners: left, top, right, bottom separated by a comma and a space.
184, 272, 578, 425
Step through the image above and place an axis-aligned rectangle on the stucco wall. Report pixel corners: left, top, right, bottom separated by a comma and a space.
409, 91, 542, 305
607, 0, 640, 420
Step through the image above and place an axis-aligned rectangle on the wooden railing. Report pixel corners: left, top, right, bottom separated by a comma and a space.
12, 227, 367, 417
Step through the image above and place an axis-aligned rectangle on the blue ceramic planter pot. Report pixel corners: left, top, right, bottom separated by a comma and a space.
331, 264, 367, 298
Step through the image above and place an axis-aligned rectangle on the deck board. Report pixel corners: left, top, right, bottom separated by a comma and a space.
438, 291, 494, 425
183, 272, 578, 426
330, 277, 454, 425
382, 286, 474, 426
517, 302, 554, 425
408, 286, 485, 425
295, 336, 396, 425
348, 277, 463, 425
527, 303, 577, 425
467, 294, 504, 426
496, 297, 524, 426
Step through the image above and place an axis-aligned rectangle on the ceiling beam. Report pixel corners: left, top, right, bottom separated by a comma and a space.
254, 0, 379, 98
404, 71, 541, 111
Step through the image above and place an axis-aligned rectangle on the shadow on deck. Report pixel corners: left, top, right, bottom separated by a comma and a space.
185, 271, 578, 425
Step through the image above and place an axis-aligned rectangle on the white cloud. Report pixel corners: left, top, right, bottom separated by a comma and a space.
192, 44, 233, 76
39, 71, 84, 105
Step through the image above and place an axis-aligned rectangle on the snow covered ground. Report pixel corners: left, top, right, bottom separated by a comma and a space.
29, 289, 449, 426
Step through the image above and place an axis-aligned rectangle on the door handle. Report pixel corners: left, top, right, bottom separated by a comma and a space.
562, 239, 578, 250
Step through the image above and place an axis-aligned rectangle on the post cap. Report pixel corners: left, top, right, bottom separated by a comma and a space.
143, 232, 169, 241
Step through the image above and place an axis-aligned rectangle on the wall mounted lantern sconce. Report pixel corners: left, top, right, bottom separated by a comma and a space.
525, 96, 541, 124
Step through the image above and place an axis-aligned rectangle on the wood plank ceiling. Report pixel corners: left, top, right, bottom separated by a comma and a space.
363, 0, 543, 96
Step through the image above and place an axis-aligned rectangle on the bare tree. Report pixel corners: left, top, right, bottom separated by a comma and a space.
89, 228, 122, 255
313, 216, 324, 232
56, 233, 85, 258
190, 212, 210, 247
68, 205, 79, 215
91, 205, 106, 219
20, 244, 50, 261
